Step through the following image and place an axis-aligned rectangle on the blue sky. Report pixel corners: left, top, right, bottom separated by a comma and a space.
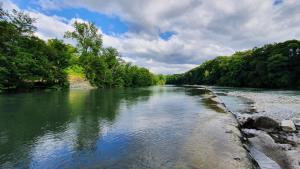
8, 0, 129, 35
2, 0, 300, 74
8, 0, 177, 39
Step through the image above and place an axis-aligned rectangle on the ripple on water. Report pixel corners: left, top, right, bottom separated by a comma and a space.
0, 86, 253, 169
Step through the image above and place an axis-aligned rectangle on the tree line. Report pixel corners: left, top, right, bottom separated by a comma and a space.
166, 40, 300, 89
0, 8, 165, 91
64, 21, 165, 88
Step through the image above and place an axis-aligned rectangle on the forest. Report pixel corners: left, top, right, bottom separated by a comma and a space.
167, 40, 300, 89
2, 7, 300, 91
0, 8, 165, 91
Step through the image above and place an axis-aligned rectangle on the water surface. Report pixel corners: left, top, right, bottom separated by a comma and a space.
0, 86, 251, 169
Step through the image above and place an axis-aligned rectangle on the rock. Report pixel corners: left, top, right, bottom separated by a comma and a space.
237, 114, 254, 127
240, 116, 280, 131
225, 130, 233, 133
281, 120, 296, 132
277, 144, 293, 151
210, 96, 223, 104
249, 146, 281, 169
254, 116, 280, 131
233, 157, 241, 161
286, 134, 300, 145
292, 118, 300, 130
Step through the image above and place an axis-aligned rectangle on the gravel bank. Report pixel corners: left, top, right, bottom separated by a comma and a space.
215, 89, 300, 169
228, 91, 300, 121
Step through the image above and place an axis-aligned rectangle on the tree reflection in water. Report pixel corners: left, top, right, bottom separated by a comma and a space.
0, 88, 153, 168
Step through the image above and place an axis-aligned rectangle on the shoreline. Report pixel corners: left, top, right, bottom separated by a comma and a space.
205, 86, 300, 169
68, 75, 95, 90
194, 86, 259, 169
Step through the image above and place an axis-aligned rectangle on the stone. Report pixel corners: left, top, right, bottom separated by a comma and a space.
233, 157, 241, 161
292, 118, 300, 130
281, 120, 296, 132
254, 116, 280, 131
237, 114, 254, 127
240, 116, 280, 132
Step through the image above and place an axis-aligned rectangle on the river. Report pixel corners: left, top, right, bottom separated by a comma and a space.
0, 86, 253, 169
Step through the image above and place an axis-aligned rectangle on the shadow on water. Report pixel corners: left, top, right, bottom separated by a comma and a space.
0, 88, 153, 168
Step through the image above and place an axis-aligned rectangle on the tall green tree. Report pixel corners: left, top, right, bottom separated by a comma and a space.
64, 21, 102, 57
0, 8, 70, 90
65, 21, 160, 88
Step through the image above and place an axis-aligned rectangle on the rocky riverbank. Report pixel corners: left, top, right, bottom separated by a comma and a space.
209, 87, 300, 169
68, 75, 95, 89
190, 86, 258, 169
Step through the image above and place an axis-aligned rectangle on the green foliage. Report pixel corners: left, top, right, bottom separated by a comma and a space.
0, 8, 70, 90
65, 21, 162, 88
153, 74, 166, 85
64, 21, 102, 57
0, 8, 163, 91
167, 40, 300, 89
65, 65, 85, 78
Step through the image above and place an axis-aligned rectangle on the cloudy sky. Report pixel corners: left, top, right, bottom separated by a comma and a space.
1, 0, 300, 74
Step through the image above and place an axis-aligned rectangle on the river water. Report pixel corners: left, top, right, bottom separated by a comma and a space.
0, 86, 252, 169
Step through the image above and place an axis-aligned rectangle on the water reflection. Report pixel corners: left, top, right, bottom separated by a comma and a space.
0, 86, 251, 169
0, 88, 152, 168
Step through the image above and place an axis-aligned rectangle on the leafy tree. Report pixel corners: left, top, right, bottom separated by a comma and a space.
0, 8, 70, 90
64, 21, 102, 57
65, 21, 161, 88
167, 40, 300, 89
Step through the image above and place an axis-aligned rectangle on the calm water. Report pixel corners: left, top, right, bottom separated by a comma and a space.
0, 86, 250, 169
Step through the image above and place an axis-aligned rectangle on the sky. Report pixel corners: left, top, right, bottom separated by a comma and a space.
1, 0, 300, 74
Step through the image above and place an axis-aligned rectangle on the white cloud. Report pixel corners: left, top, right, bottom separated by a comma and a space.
2, 0, 300, 74
1, 0, 74, 41
1, 0, 18, 10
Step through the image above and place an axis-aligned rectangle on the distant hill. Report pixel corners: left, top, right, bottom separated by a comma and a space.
166, 40, 300, 89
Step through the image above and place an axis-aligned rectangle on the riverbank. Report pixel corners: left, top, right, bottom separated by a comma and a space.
187, 86, 257, 169
208, 87, 300, 169
68, 74, 95, 89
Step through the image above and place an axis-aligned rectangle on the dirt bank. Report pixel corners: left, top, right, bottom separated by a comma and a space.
69, 75, 95, 89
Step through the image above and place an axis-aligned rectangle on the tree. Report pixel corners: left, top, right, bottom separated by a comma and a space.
166, 40, 300, 89
0, 8, 70, 90
65, 21, 159, 88
64, 21, 102, 57
267, 54, 290, 87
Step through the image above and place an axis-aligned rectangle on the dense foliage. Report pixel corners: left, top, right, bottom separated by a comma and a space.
0, 9, 71, 90
0, 7, 163, 91
65, 21, 163, 88
167, 40, 300, 89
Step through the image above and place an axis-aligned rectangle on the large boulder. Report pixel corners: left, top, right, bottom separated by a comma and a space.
281, 120, 296, 132
254, 116, 280, 131
239, 116, 280, 131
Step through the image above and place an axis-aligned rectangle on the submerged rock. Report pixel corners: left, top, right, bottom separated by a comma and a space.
281, 120, 296, 132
